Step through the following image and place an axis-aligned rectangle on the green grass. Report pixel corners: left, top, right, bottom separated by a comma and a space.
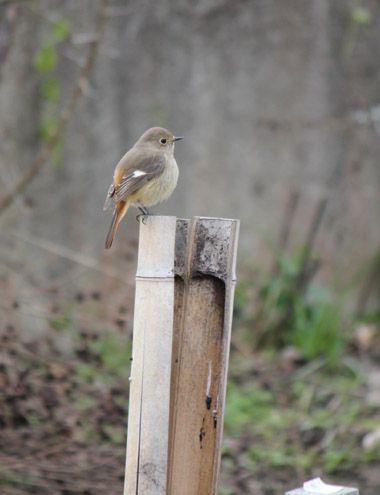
223, 354, 376, 477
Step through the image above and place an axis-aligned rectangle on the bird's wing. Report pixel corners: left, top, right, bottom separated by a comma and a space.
103, 153, 166, 210
115, 154, 166, 201
103, 184, 116, 211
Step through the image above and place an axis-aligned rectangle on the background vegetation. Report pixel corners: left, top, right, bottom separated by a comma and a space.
0, 1, 379, 494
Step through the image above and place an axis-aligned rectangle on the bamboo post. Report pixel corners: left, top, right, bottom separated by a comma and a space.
168, 217, 239, 494
124, 216, 239, 495
124, 216, 177, 494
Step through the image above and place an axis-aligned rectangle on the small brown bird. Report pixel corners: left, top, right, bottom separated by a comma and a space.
103, 127, 182, 249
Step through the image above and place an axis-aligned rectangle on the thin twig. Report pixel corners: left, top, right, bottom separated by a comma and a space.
356, 249, 380, 314
277, 190, 300, 253
271, 189, 300, 277
0, 4, 19, 72
296, 196, 328, 290
8, 230, 131, 284
0, 0, 109, 213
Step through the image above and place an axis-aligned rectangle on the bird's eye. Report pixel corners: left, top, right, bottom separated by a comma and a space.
159, 138, 167, 145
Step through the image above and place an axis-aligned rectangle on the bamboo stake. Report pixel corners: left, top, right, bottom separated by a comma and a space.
168, 217, 239, 494
124, 216, 239, 495
124, 216, 177, 494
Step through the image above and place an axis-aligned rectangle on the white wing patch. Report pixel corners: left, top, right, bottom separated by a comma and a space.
130, 170, 146, 178
112, 170, 149, 202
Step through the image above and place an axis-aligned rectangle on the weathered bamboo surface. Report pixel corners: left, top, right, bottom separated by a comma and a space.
124, 216, 239, 495
168, 217, 239, 494
124, 216, 177, 495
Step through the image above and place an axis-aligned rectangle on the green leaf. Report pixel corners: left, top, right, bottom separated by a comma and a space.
41, 77, 59, 102
76, 364, 97, 383
33, 44, 58, 74
51, 139, 63, 167
218, 488, 236, 495
89, 334, 131, 372
323, 447, 353, 472
52, 17, 70, 43
224, 382, 274, 431
48, 315, 71, 331
351, 6, 372, 25
73, 395, 97, 411
291, 301, 344, 365
102, 424, 124, 444
40, 117, 58, 140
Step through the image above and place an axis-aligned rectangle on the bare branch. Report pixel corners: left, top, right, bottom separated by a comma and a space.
0, 0, 109, 213
0, 4, 18, 72
9, 230, 130, 284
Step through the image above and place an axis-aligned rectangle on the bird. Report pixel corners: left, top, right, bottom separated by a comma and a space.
103, 127, 182, 249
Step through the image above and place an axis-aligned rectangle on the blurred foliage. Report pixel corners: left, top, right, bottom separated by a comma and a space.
34, 45, 58, 74
236, 250, 345, 366
219, 246, 380, 492
33, 17, 70, 75
222, 349, 380, 490
33, 16, 71, 164
0, 0, 378, 491
1, 248, 379, 493
290, 289, 343, 364
48, 314, 72, 331
351, 5, 372, 25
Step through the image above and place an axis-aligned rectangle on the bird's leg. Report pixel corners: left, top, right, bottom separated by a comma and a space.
138, 205, 149, 215
136, 204, 149, 224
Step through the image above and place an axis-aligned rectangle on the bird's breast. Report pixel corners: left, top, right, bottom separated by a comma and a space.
135, 157, 179, 207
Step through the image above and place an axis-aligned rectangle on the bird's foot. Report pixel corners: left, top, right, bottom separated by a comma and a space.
136, 214, 148, 224
136, 205, 149, 224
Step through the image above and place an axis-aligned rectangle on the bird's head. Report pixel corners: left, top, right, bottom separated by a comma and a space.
137, 127, 183, 152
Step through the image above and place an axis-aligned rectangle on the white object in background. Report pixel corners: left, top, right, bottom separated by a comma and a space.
303, 478, 344, 494
285, 479, 359, 495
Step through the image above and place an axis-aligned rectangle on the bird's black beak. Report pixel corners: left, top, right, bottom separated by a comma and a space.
173, 136, 183, 142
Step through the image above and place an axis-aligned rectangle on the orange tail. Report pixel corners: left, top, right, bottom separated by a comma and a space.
105, 201, 129, 249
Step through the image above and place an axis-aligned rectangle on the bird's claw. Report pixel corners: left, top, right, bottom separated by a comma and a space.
136, 214, 147, 224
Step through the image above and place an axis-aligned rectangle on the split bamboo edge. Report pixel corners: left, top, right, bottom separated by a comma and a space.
124, 215, 239, 495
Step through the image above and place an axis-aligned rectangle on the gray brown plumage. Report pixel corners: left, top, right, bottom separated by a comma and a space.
104, 127, 182, 249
